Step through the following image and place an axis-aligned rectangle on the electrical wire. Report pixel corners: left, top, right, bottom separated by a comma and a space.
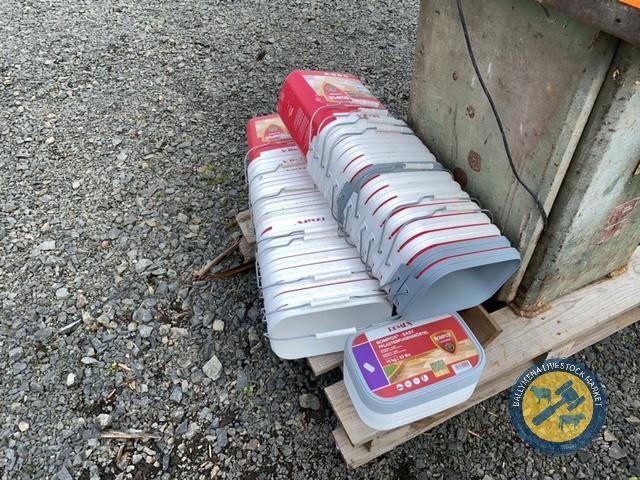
455, 0, 548, 228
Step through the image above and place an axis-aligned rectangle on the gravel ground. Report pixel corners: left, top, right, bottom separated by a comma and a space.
0, 1, 638, 479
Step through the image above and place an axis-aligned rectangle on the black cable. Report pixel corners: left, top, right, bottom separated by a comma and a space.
455, 0, 548, 228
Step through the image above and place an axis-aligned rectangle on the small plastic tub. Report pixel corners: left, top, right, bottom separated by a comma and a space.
255, 210, 337, 243
248, 165, 308, 187
342, 184, 465, 243
357, 171, 454, 199
249, 179, 318, 209
350, 187, 467, 237
343, 312, 485, 430
364, 210, 493, 275
311, 138, 430, 180
317, 128, 416, 174
314, 122, 412, 167
310, 111, 404, 164
263, 272, 378, 304
257, 237, 355, 269
264, 247, 363, 274
378, 211, 493, 258
330, 162, 445, 223
322, 155, 442, 204
251, 192, 328, 223
256, 229, 347, 263
247, 155, 306, 183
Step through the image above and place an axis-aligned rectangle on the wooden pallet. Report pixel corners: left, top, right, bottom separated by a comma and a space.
238, 209, 640, 467
308, 248, 640, 468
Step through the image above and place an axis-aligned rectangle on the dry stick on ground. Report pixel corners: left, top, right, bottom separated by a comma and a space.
100, 429, 161, 441
193, 238, 240, 280
209, 260, 255, 280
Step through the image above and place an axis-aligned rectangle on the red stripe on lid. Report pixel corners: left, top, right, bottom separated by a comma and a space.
406, 235, 500, 266
398, 222, 489, 252
416, 247, 510, 279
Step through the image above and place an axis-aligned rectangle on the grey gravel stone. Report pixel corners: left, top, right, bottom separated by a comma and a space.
135, 258, 153, 274
55, 287, 70, 300
170, 386, 183, 403
202, 355, 222, 380
608, 443, 627, 460
299, 394, 321, 411
217, 429, 228, 449
57, 467, 73, 480
139, 325, 154, 338
95, 414, 113, 430
37, 240, 56, 251
212, 319, 225, 332
133, 307, 153, 322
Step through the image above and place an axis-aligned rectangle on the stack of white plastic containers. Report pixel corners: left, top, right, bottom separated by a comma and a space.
246, 114, 393, 360
244, 71, 521, 431
277, 71, 521, 321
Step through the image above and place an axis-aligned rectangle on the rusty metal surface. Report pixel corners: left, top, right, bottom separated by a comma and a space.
538, 0, 640, 46
515, 42, 640, 311
409, 0, 618, 301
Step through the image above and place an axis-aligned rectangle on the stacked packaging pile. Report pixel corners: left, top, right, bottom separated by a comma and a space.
244, 71, 521, 430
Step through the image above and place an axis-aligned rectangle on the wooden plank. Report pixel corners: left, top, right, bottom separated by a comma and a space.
307, 352, 344, 376
238, 236, 255, 262
235, 210, 255, 245
328, 248, 640, 448
307, 306, 500, 377
334, 305, 640, 468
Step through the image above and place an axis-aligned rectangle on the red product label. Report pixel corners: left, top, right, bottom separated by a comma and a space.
276, 70, 384, 154
246, 114, 297, 161
351, 315, 480, 399
432, 330, 457, 353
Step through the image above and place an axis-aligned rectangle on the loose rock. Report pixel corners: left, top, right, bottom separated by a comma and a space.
202, 355, 223, 380
95, 414, 113, 430
299, 393, 321, 411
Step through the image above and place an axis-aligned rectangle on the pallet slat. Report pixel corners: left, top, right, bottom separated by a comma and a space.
307, 352, 344, 376
327, 248, 640, 457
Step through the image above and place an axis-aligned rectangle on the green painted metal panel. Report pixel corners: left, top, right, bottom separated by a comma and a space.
515, 42, 640, 311
409, 0, 618, 301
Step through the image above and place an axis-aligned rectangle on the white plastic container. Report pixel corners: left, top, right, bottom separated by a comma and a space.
247, 113, 394, 359
266, 290, 391, 360
343, 313, 485, 430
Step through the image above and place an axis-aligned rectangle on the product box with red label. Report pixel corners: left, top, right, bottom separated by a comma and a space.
276, 70, 384, 154
246, 114, 299, 161
343, 313, 485, 430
